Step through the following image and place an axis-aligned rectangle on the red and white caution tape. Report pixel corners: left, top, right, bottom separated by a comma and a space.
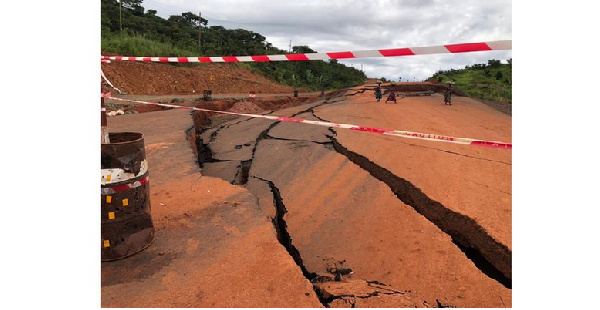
101, 176, 149, 195
101, 93, 511, 149
101, 69, 123, 94
101, 40, 511, 63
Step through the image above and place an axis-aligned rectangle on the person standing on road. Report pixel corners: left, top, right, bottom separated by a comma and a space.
375, 83, 382, 102
444, 83, 453, 105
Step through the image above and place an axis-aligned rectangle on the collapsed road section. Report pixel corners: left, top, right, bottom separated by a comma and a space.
102, 109, 324, 308
191, 91, 512, 307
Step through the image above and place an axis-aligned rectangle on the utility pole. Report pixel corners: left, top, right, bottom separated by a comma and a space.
198, 12, 202, 53
289, 40, 292, 53
119, 0, 122, 32
101, 97, 110, 144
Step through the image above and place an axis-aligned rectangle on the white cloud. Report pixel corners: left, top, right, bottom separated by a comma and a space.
141, 0, 512, 80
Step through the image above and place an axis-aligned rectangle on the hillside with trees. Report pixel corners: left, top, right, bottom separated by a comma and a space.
428, 59, 512, 103
101, 0, 366, 91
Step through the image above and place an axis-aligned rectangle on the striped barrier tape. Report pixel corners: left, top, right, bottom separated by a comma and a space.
101, 176, 149, 195
101, 69, 123, 94
101, 40, 511, 63
101, 93, 511, 149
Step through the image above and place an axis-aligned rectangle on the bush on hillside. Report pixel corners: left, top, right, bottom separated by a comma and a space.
429, 60, 512, 103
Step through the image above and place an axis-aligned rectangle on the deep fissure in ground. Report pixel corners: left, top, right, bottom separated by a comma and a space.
329, 133, 511, 289
189, 91, 511, 307
227, 91, 345, 186
190, 93, 348, 307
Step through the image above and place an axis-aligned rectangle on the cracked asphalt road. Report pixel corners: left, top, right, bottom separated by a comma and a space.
101, 85, 511, 307
101, 109, 321, 308
198, 87, 512, 307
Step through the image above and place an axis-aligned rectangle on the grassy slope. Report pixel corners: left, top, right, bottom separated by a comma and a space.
429, 62, 512, 103
101, 35, 197, 56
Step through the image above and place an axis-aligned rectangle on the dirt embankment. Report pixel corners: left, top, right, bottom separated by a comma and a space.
101, 52, 321, 116
105, 95, 316, 119
101, 52, 305, 95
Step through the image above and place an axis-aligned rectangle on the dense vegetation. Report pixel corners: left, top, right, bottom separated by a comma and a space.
428, 59, 512, 103
101, 0, 366, 90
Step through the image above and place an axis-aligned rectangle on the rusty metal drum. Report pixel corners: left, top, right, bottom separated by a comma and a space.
101, 132, 155, 261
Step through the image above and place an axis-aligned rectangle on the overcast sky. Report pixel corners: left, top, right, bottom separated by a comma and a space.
139, 0, 512, 81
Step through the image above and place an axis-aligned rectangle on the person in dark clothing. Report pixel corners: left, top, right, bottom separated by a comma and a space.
444, 83, 453, 105
375, 83, 382, 101
386, 88, 397, 103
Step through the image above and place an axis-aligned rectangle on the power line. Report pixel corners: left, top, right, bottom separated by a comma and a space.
119, 0, 122, 31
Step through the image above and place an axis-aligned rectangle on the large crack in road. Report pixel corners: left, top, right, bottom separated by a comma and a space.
310, 105, 512, 288
249, 176, 331, 307
219, 90, 346, 186
329, 132, 511, 288
189, 92, 350, 307
309, 101, 511, 288
190, 90, 511, 306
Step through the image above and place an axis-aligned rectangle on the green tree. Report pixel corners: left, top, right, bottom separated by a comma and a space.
293, 45, 317, 54
488, 59, 501, 68
122, 0, 144, 15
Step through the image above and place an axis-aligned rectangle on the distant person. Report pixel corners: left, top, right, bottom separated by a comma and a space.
444, 83, 453, 105
375, 83, 382, 102
386, 88, 397, 104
